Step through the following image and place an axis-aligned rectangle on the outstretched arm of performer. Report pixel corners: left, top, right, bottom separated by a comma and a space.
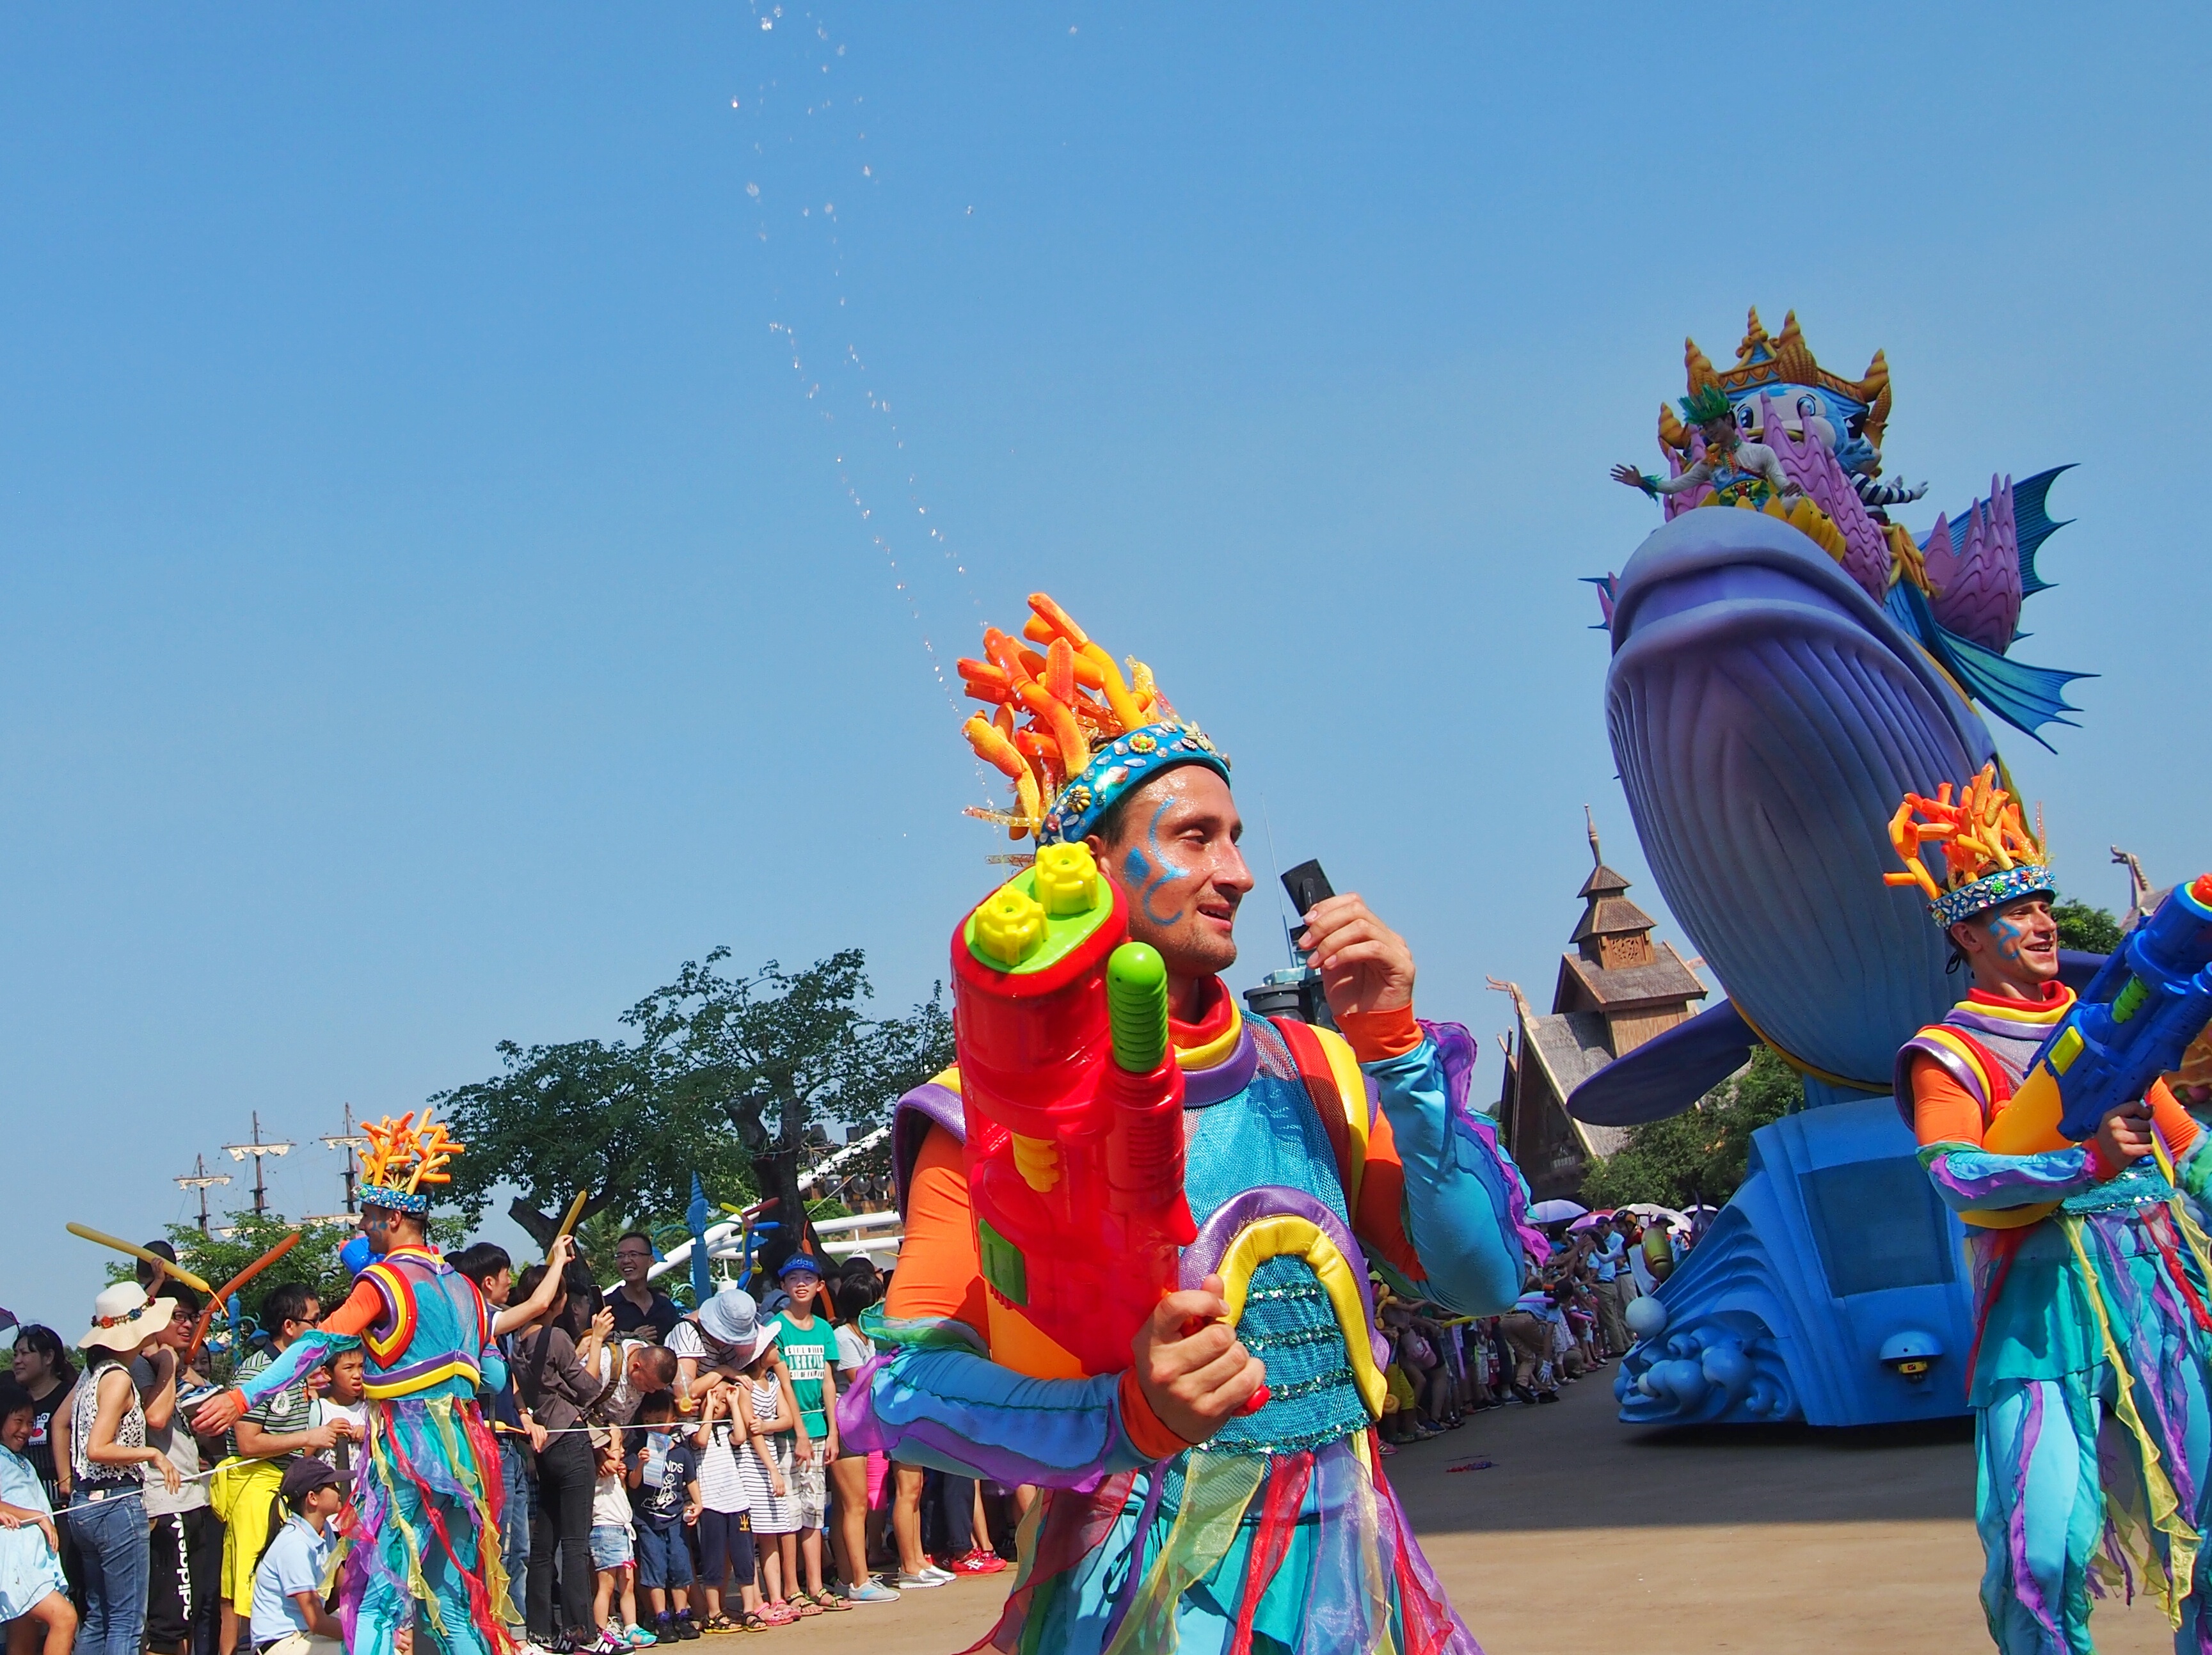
1909, 1056, 2199, 1213
1301, 895, 1536, 1317
191, 1277, 379, 1435
838, 1122, 1261, 1485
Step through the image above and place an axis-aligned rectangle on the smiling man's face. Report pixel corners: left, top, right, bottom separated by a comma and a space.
1088, 764, 1253, 997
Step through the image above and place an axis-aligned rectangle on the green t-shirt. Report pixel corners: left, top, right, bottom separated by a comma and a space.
775, 1312, 839, 1440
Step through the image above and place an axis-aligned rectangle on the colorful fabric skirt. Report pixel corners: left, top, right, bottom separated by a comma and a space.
340, 1391, 514, 1655
971, 1433, 1477, 1655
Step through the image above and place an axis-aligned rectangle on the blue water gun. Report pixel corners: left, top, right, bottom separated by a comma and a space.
1987, 874, 2212, 1151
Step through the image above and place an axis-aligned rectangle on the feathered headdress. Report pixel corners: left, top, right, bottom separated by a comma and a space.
357, 1111, 465, 1216
1678, 384, 1734, 426
1882, 763, 2054, 928
957, 593, 1227, 847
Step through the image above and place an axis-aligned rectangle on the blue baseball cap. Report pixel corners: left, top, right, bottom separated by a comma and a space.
776, 1254, 826, 1281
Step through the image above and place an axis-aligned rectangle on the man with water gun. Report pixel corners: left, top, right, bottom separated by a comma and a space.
1887, 764, 2212, 1655
837, 594, 1542, 1653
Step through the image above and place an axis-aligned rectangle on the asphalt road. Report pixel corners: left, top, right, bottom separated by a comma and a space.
756, 1366, 2179, 1652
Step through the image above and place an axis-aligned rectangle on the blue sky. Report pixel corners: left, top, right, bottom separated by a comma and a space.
5, 5, 2207, 1329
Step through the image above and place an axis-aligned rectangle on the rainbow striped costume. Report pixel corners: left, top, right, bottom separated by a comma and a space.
841, 997, 1541, 1654
1902, 988, 2212, 1654
233, 1244, 513, 1655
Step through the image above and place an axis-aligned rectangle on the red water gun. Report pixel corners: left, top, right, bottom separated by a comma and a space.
950, 841, 1196, 1379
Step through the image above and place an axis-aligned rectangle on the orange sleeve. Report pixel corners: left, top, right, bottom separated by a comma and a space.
1339, 1004, 1422, 1064
1909, 1054, 1987, 1150
321, 1277, 386, 1338
2151, 1077, 2202, 1159
883, 1125, 990, 1336
1351, 1104, 1426, 1282
1115, 1370, 1193, 1460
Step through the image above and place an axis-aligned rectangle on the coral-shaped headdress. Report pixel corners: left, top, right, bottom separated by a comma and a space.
1882, 763, 2054, 928
357, 1111, 465, 1216
957, 593, 1227, 846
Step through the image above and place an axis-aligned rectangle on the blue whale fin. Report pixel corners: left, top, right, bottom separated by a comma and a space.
2012, 464, 2074, 600
1568, 999, 1759, 1126
1884, 580, 2093, 750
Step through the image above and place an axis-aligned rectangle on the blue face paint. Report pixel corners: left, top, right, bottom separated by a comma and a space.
1985, 915, 2025, 963
1138, 795, 1188, 926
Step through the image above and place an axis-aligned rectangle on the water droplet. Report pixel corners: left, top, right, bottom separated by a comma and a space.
861, 164, 872, 177
760, 15, 772, 28
730, 99, 741, 109
746, 182, 760, 196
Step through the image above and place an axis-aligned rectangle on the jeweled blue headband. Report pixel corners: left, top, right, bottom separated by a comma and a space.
360, 1185, 431, 1216
1932, 864, 2054, 928
1037, 721, 1230, 846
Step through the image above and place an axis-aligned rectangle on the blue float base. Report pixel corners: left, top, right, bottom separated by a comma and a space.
1616, 1091, 1976, 1427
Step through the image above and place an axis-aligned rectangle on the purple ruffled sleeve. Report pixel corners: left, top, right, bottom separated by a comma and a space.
834, 1313, 1152, 1492
1361, 1022, 1545, 1317
1914, 1141, 2097, 1214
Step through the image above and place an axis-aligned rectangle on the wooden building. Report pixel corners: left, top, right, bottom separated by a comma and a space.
1497, 816, 1708, 1203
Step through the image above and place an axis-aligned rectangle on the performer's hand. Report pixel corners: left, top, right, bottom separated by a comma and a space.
192, 1388, 247, 1437
1298, 895, 1414, 1020
2093, 1100, 2155, 1175
1609, 463, 1648, 490
1131, 1274, 1266, 1446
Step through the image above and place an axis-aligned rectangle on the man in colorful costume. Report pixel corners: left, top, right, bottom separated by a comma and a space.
196, 1114, 513, 1655
839, 594, 1543, 1654
1887, 766, 2212, 1654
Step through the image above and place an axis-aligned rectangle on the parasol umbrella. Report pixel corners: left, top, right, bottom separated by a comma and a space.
1568, 1212, 1610, 1232
1622, 1202, 1689, 1228
1528, 1200, 1589, 1226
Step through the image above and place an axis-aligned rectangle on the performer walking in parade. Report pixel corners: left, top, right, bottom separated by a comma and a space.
1888, 766, 2212, 1654
839, 594, 1542, 1653
195, 1114, 513, 1655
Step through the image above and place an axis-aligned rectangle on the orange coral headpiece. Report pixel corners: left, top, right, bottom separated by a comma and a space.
956, 594, 1226, 844
1882, 763, 2054, 927
357, 1111, 465, 1215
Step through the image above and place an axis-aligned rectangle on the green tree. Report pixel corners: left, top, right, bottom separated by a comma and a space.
2052, 895, 2124, 954
1581, 1046, 1803, 1211
436, 1020, 754, 1253
636, 949, 953, 1263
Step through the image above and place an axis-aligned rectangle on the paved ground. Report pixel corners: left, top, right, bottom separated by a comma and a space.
779, 1368, 2179, 1652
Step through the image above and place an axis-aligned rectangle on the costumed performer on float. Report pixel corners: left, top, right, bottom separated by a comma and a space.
1888, 766, 2212, 1654
838, 593, 1543, 1654
195, 1113, 513, 1655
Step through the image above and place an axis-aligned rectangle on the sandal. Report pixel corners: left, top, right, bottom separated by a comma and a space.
810, 1590, 852, 1611
793, 1599, 824, 1617
699, 1615, 739, 1633
736, 1613, 768, 1633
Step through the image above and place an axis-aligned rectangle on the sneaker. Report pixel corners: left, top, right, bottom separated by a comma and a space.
672, 1615, 700, 1642
893, 1569, 949, 1589
944, 1549, 1008, 1574
624, 1625, 659, 1646
593, 1632, 631, 1654
844, 1581, 901, 1604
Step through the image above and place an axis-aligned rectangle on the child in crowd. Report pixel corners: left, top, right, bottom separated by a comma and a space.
694, 1375, 767, 1631
0, 1379, 77, 1655
248, 1459, 349, 1655
733, 1341, 804, 1622
588, 1425, 648, 1651
308, 1349, 369, 1473
624, 1391, 702, 1642
769, 1256, 848, 1615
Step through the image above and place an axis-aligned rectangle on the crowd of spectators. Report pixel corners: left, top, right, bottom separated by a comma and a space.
1, 1207, 1693, 1652
1371, 1208, 1691, 1438
0, 1232, 1026, 1655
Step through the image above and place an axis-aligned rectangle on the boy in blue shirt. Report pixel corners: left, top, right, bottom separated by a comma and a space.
248, 1459, 348, 1654
625, 1391, 703, 1643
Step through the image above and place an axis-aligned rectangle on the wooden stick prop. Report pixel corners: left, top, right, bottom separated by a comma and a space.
186, 1233, 302, 1361
67, 1223, 214, 1295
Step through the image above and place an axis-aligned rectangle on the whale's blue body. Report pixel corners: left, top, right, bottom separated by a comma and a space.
1581, 503, 2078, 1426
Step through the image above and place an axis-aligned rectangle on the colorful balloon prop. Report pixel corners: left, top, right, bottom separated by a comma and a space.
66, 1223, 214, 1295
184, 1231, 302, 1361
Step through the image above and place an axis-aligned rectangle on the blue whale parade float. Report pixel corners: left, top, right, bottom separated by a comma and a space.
1579, 310, 2095, 1427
